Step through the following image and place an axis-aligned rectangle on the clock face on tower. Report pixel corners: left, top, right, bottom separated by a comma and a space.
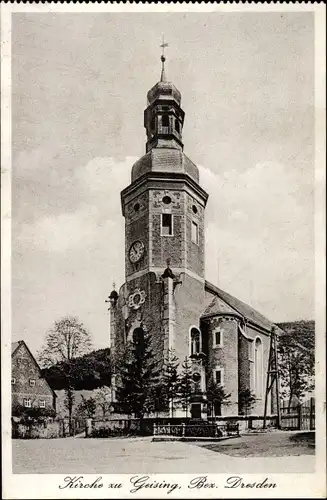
129, 240, 145, 263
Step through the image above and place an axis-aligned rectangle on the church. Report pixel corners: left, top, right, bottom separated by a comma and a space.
109, 52, 278, 419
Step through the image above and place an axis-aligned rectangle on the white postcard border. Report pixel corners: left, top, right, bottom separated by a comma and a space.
1, 2, 326, 499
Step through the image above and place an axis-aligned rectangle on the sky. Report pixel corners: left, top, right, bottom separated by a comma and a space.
12, 12, 315, 355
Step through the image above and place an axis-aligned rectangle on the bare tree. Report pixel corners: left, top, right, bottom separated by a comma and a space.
38, 316, 92, 366
93, 386, 112, 418
38, 316, 92, 433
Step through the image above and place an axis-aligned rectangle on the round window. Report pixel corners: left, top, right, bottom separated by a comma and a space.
162, 196, 172, 205
193, 372, 201, 382
133, 293, 141, 305
134, 203, 140, 212
192, 205, 198, 214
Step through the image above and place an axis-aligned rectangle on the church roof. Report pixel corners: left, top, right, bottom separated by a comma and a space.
201, 295, 240, 318
131, 148, 200, 184
202, 281, 274, 332
147, 80, 181, 106
147, 53, 181, 106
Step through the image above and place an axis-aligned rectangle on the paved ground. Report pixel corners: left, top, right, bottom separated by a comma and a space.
196, 431, 315, 458
12, 432, 315, 474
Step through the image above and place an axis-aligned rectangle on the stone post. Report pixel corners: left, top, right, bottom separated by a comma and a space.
297, 404, 302, 431
85, 418, 93, 438
310, 397, 315, 430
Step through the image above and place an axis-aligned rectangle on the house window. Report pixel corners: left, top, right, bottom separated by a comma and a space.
190, 327, 201, 356
24, 398, 32, 408
39, 400, 46, 408
29, 379, 36, 387
254, 337, 263, 398
191, 221, 199, 244
213, 328, 223, 347
161, 213, 173, 236
162, 114, 169, 127
11, 378, 16, 385
214, 367, 224, 385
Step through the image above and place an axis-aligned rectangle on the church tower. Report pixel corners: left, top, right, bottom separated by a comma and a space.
110, 49, 208, 416
121, 52, 208, 285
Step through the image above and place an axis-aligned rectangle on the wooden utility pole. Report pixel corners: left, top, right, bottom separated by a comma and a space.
263, 326, 281, 429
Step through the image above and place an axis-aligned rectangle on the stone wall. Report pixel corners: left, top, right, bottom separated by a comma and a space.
173, 273, 206, 364
244, 324, 272, 415
185, 192, 205, 278
124, 190, 149, 278
12, 420, 61, 439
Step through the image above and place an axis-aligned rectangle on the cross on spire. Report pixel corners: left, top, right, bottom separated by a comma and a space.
159, 34, 168, 82
160, 34, 169, 57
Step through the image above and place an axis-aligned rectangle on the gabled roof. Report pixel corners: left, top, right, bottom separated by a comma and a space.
11, 341, 20, 355
203, 281, 274, 332
201, 295, 240, 318
11, 340, 57, 398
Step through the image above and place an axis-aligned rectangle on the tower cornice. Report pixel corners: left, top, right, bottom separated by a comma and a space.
121, 171, 209, 216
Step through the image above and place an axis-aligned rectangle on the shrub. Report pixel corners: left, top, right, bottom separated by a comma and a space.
89, 426, 139, 438
12, 402, 56, 424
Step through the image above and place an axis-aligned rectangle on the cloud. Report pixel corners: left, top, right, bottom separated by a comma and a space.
18, 207, 102, 253
200, 162, 314, 321
15, 155, 136, 253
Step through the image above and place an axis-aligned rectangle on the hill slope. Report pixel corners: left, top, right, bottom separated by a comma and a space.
41, 348, 111, 391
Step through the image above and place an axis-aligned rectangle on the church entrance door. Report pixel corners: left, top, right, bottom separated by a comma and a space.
191, 403, 202, 419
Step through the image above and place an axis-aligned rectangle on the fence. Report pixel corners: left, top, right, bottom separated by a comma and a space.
280, 398, 315, 431
153, 421, 239, 439
208, 414, 278, 432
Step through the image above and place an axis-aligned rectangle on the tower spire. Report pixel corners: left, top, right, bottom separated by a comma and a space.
160, 34, 169, 83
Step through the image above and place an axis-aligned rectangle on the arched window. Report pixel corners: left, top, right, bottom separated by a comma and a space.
175, 119, 180, 133
190, 327, 201, 356
254, 337, 263, 398
162, 114, 169, 127
132, 327, 144, 345
150, 116, 156, 132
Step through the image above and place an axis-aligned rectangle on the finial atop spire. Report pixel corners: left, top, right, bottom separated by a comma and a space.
160, 34, 169, 83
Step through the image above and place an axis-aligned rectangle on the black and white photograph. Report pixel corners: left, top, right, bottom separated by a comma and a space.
1, 2, 326, 499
